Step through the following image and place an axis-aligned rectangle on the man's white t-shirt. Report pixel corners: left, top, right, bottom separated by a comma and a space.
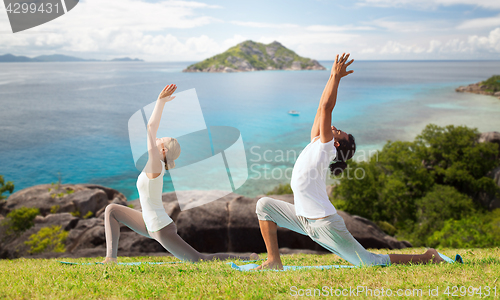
290, 136, 337, 219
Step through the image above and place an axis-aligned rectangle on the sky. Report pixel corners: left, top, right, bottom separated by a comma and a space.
1, 0, 500, 61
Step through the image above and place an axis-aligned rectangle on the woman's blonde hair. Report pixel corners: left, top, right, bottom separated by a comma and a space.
164, 138, 181, 170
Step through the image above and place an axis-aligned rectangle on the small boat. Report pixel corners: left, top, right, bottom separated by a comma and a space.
288, 110, 300, 116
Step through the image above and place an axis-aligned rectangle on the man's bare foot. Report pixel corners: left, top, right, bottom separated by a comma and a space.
426, 249, 445, 264
252, 259, 283, 270
101, 257, 117, 264
249, 253, 260, 260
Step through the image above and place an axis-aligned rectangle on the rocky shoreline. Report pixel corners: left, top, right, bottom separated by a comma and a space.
456, 81, 500, 99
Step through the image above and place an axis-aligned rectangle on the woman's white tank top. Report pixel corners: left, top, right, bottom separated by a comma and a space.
136, 160, 173, 232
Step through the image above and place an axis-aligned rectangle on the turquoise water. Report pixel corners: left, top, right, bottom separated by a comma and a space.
1, 61, 500, 199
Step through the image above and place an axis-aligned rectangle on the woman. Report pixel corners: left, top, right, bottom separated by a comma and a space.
254, 54, 444, 270
102, 84, 258, 263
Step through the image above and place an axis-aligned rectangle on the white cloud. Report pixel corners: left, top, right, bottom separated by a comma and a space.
358, 27, 500, 57
458, 14, 500, 29
230, 21, 299, 29
306, 25, 375, 32
379, 41, 426, 54
50, 30, 246, 60
64, 0, 222, 31
468, 27, 500, 52
1, 0, 499, 61
370, 19, 448, 33
0, 0, 226, 60
256, 32, 359, 60
0, 0, 222, 35
357, 0, 500, 10
258, 32, 357, 47
427, 40, 442, 53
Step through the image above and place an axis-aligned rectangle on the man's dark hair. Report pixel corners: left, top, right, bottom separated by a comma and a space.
329, 134, 356, 176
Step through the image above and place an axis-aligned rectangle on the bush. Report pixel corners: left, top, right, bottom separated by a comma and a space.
83, 211, 93, 219
266, 183, 293, 195
406, 185, 478, 246
1, 207, 40, 235
50, 205, 60, 214
24, 225, 68, 254
427, 209, 500, 248
0, 175, 14, 200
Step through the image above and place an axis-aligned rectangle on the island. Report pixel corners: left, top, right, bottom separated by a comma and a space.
183, 40, 326, 73
456, 75, 500, 99
0, 54, 144, 63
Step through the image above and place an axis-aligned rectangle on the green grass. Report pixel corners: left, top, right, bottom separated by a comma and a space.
1, 248, 499, 299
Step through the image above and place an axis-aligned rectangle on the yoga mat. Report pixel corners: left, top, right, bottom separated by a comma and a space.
58, 261, 181, 265
227, 262, 356, 271
230, 253, 463, 271
58, 259, 257, 266
438, 253, 463, 264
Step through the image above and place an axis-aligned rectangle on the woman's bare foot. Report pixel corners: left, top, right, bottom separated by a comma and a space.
252, 259, 283, 270
101, 257, 117, 264
249, 253, 260, 260
426, 249, 445, 264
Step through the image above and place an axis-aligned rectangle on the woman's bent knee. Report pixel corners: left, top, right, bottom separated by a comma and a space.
104, 203, 119, 217
162, 222, 177, 235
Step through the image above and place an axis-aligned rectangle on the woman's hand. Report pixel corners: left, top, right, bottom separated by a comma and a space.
158, 84, 177, 102
331, 53, 354, 80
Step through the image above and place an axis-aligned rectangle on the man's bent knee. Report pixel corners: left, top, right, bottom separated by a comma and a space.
256, 197, 274, 215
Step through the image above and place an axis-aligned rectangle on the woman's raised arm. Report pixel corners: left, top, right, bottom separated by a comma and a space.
144, 84, 177, 177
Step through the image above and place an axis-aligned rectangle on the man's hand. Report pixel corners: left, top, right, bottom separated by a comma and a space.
331, 53, 354, 80
158, 84, 177, 102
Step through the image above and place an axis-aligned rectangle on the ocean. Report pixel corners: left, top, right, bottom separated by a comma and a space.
1, 60, 500, 199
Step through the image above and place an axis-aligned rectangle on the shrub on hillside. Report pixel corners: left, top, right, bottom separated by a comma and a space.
24, 225, 68, 254
427, 209, 500, 248
1, 207, 40, 235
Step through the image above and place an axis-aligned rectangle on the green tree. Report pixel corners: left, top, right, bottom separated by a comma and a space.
415, 124, 499, 200
408, 185, 478, 246
0, 175, 14, 200
333, 140, 434, 228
